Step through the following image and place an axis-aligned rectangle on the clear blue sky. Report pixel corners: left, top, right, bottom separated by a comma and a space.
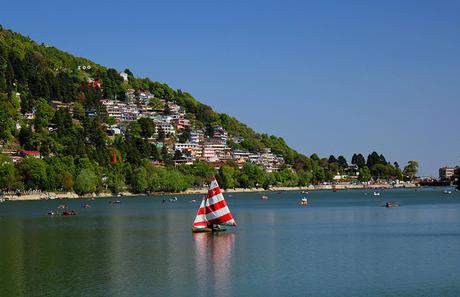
1, 0, 459, 176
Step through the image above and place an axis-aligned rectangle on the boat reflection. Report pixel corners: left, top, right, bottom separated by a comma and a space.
193, 232, 235, 297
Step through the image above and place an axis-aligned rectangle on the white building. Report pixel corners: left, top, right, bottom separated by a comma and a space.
120, 72, 129, 81
174, 143, 200, 151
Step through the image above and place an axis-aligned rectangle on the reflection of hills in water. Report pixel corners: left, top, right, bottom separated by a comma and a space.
194, 233, 235, 297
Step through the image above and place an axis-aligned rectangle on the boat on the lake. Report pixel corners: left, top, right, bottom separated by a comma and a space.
261, 195, 269, 200
443, 190, 452, 194
169, 197, 178, 202
385, 202, 400, 208
299, 197, 308, 206
109, 200, 121, 204
0, 197, 5, 203
301, 190, 309, 194
82, 204, 92, 209
192, 177, 236, 233
373, 192, 380, 196
62, 210, 78, 216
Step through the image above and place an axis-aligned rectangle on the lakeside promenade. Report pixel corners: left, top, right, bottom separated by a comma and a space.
1, 182, 418, 201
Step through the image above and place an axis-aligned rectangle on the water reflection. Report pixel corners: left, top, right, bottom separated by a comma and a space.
193, 232, 235, 297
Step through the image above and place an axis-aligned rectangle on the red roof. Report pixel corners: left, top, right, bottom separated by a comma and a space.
208, 161, 226, 168
22, 150, 41, 156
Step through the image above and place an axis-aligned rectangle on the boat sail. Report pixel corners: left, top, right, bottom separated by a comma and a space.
192, 177, 236, 232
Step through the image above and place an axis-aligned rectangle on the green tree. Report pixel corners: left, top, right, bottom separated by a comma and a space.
359, 166, 372, 182
328, 155, 337, 164
16, 158, 48, 190
313, 167, 325, 183
129, 166, 148, 193
74, 168, 98, 195
337, 156, 348, 168
297, 170, 313, 186
0, 154, 17, 190
0, 93, 17, 143
107, 171, 126, 194
157, 127, 165, 142
352, 153, 366, 168
34, 98, 55, 130
403, 160, 419, 181
178, 126, 191, 143
218, 165, 238, 189
173, 150, 183, 160
239, 163, 267, 188
138, 118, 155, 139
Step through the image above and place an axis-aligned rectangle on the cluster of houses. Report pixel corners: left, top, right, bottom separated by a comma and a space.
99, 84, 286, 171
8, 78, 286, 172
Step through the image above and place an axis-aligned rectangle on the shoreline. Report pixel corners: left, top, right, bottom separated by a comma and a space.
1, 182, 420, 201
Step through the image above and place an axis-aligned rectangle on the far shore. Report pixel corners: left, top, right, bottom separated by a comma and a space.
1, 182, 420, 201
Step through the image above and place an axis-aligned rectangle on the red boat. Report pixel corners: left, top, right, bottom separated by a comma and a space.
62, 210, 78, 216
385, 202, 400, 208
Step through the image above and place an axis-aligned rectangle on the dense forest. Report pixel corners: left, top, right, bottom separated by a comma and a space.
0, 25, 418, 195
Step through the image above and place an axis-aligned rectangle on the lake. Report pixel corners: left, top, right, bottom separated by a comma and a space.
1, 187, 459, 297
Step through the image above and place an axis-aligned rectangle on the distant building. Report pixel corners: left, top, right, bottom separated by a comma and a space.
190, 129, 205, 144
174, 143, 200, 151
439, 166, 455, 181
120, 72, 129, 81
20, 150, 41, 159
212, 126, 228, 144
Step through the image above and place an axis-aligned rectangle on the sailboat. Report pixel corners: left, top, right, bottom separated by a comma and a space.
192, 177, 237, 233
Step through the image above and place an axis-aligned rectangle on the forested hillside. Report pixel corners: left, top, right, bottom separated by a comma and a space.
0, 25, 416, 194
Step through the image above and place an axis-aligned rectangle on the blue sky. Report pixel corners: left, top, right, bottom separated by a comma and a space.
1, 0, 459, 176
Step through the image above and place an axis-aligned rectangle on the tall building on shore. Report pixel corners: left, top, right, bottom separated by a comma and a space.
439, 166, 456, 181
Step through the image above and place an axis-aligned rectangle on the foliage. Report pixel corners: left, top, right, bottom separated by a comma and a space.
0, 25, 418, 193
74, 168, 98, 195
403, 160, 419, 181
0, 154, 17, 190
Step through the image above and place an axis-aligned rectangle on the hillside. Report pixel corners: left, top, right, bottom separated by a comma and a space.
0, 25, 413, 194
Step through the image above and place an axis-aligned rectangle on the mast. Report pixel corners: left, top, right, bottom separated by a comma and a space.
192, 177, 236, 230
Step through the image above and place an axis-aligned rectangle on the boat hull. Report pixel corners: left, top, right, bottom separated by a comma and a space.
192, 227, 227, 233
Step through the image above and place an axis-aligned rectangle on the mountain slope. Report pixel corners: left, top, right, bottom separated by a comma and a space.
0, 25, 408, 193
0, 25, 300, 163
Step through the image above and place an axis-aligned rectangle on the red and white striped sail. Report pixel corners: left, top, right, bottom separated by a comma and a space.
192, 177, 236, 229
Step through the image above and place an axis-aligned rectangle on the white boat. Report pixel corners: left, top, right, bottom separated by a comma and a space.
443, 190, 452, 195
299, 197, 308, 206
192, 177, 236, 233
373, 192, 380, 196
0, 197, 5, 203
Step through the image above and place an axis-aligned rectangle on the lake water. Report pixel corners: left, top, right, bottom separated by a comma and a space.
1, 187, 460, 297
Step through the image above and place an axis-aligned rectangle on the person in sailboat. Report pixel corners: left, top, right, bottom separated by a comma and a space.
192, 177, 236, 233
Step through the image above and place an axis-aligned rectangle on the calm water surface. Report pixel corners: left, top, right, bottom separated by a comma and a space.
1, 188, 460, 297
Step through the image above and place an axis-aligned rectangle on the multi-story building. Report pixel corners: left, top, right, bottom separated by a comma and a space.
122, 106, 140, 121
174, 143, 200, 151
213, 126, 228, 143
202, 145, 218, 162
439, 166, 455, 181
203, 139, 230, 160
155, 121, 176, 135
232, 150, 251, 162
190, 129, 205, 144
101, 100, 140, 122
